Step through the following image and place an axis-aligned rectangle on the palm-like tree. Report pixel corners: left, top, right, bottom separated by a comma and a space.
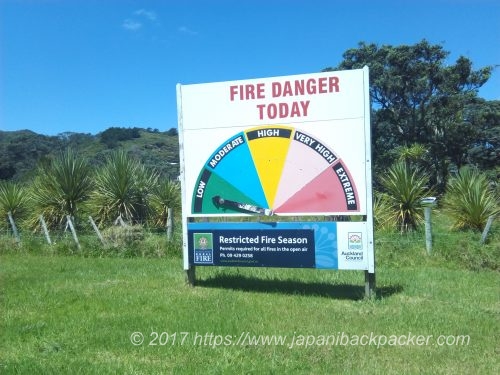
31, 149, 93, 228
134, 164, 160, 224
0, 181, 30, 228
89, 150, 158, 225
379, 161, 431, 232
151, 179, 181, 228
443, 167, 499, 231
372, 192, 393, 231
396, 143, 429, 167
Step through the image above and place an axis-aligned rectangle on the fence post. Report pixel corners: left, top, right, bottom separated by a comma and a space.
7, 211, 20, 244
166, 208, 173, 240
424, 206, 432, 255
66, 215, 81, 250
114, 215, 127, 227
39, 215, 52, 245
89, 216, 105, 245
480, 216, 495, 245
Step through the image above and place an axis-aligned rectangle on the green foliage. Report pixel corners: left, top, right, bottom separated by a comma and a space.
378, 161, 431, 232
30, 149, 93, 228
0, 128, 180, 182
395, 143, 428, 165
100, 127, 141, 148
325, 40, 493, 192
166, 127, 178, 136
465, 99, 500, 170
0, 127, 181, 229
0, 130, 64, 181
0, 181, 31, 228
89, 150, 158, 225
443, 167, 500, 231
372, 192, 393, 231
150, 179, 181, 228
101, 225, 145, 248
374, 209, 499, 271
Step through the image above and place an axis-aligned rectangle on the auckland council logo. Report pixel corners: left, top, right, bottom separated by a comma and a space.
348, 232, 363, 250
193, 233, 214, 264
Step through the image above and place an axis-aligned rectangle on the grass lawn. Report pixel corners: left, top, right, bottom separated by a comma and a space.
1, 247, 498, 374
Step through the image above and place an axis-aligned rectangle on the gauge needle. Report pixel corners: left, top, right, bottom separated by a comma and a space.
212, 195, 273, 216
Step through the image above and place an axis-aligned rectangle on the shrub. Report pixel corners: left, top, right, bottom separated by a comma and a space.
378, 161, 432, 232
373, 192, 394, 231
88, 150, 158, 225
30, 149, 92, 229
0, 181, 31, 229
443, 166, 499, 231
101, 225, 145, 248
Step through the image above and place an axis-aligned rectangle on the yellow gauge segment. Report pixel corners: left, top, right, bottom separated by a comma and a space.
245, 126, 293, 208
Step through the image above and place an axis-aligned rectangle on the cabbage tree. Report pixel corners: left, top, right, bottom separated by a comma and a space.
31, 149, 92, 228
89, 150, 158, 225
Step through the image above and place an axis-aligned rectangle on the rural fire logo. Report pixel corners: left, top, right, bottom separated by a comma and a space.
348, 232, 363, 250
193, 233, 214, 264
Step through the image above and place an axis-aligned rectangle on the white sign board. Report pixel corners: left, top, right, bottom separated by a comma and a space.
177, 67, 374, 272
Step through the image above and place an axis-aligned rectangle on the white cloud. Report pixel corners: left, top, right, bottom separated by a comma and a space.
178, 26, 198, 35
122, 19, 142, 31
134, 9, 157, 21
122, 9, 157, 32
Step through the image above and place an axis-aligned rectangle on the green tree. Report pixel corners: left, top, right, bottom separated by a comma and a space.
100, 127, 141, 148
31, 149, 93, 228
378, 161, 431, 232
0, 130, 64, 182
464, 99, 500, 170
89, 150, 158, 225
324, 40, 492, 192
394, 143, 430, 171
134, 164, 160, 224
150, 179, 181, 228
166, 128, 178, 136
0, 181, 30, 229
443, 167, 499, 231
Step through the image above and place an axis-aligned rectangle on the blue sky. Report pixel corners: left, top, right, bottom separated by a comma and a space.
1, 0, 499, 136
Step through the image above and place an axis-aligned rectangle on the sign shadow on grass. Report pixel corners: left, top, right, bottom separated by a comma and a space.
197, 274, 403, 301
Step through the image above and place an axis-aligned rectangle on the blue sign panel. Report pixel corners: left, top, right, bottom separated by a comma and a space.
188, 222, 338, 269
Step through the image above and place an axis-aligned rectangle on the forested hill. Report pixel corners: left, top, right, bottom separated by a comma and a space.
0, 127, 180, 182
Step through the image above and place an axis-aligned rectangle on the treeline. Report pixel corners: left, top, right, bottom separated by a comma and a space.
0, 127, 180, 182
0, 149, 180, 233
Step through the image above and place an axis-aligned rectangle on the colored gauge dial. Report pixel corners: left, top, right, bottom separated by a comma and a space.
192, 125, 359, 215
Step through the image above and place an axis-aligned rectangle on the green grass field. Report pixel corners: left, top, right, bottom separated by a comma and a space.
1, 213, 499, 374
